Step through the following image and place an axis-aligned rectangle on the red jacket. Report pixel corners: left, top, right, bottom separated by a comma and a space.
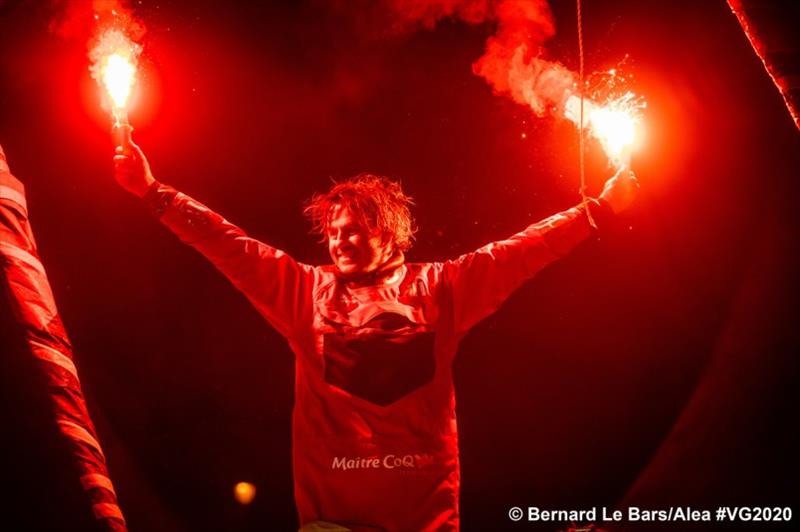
145, 183, 597, 531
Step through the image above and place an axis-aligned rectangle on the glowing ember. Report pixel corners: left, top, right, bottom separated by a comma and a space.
89, 29, 142, 121
565, 91, 646, 168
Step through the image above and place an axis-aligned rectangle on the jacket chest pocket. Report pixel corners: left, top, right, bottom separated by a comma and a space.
315, 290, 438, 406
323, 319, 436, 406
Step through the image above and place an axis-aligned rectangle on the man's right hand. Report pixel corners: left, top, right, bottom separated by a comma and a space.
112, 130, 155, 197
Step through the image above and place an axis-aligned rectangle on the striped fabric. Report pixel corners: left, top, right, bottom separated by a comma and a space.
729, 0, 800, 130
1, 147, 127, 531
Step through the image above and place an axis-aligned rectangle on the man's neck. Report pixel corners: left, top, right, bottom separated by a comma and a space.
339, 250, 405, 288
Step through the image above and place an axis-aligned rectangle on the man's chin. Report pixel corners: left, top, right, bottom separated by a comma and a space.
335, 263, 360, 276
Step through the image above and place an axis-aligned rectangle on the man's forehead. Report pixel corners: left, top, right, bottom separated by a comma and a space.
327, 204, 358, 228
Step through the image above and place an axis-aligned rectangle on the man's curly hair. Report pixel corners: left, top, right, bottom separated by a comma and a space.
304, 173, 416, 252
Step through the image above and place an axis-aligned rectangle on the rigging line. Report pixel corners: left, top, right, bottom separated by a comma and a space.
577, 0, 597, 228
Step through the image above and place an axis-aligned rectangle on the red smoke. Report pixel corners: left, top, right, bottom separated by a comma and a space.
48, 0, 145, 49
384, 0, 575, 116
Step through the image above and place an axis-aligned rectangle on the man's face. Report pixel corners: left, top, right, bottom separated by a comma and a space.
327, 205, 393, 275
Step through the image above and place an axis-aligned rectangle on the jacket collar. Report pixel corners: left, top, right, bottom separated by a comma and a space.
336, 249, 405, 288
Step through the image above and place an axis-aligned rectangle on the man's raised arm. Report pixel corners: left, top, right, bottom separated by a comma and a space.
112, 138, 314, 339
441, 170, 638, 335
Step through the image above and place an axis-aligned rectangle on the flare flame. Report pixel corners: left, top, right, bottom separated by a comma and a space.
89, 28, 141, 121
564, 90, 646, 168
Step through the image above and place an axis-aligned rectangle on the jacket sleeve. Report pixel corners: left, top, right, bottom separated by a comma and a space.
143, 182, 314, 339
441, 201, 611, 335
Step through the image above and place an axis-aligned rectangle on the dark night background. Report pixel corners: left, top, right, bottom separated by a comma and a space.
1, 0, 798, 530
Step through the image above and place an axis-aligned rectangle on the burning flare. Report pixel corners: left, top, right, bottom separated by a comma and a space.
564, 90, 646, 169
89, 28, 141, 124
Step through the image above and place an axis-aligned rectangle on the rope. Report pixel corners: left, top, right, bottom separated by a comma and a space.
577, 0, 596, 228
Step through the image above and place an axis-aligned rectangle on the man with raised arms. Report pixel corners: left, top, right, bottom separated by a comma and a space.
113, 136, 637, 532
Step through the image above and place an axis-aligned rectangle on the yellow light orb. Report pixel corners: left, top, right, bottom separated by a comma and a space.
233, 481, 256, 505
